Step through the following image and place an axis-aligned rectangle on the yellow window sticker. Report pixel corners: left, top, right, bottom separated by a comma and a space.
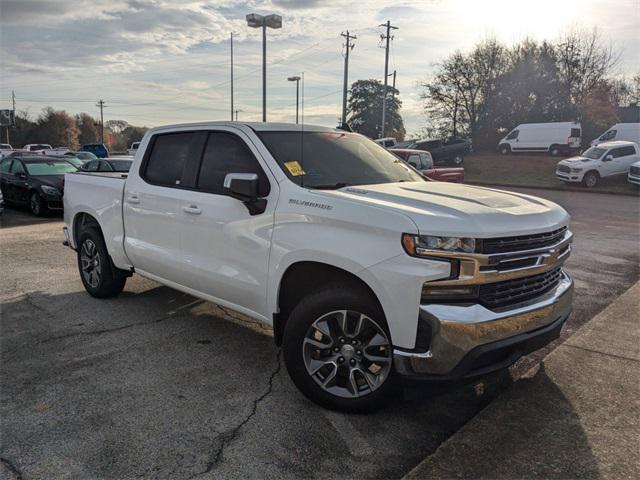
284, 161, 306, 177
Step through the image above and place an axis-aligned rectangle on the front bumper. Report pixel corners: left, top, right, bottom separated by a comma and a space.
394, 271, 573, 379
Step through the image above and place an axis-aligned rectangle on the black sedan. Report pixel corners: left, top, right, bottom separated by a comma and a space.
0, 156, 77, 215
80, 157, 132, 173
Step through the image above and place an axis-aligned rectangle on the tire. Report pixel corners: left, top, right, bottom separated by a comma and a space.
549, 145, 561, 157
582, 171, 599, 188
499, 144, 511, 155
77, 227, 127, 298
282, 286, 400, 412
29, 191, 47, 216
451, 154, 464, 165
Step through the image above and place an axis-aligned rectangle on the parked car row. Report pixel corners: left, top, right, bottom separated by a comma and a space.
376, 137, 471, 166
498, 122, 639, 156
0, 143, 111, 159
555, 141, 640, 187
0, 153, 133, 216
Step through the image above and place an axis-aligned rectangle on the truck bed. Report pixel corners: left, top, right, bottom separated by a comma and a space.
63, 171, 130, 269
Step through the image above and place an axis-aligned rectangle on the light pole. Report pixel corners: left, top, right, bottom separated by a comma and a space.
287, 76, 301, 124
246, 13, 282, 122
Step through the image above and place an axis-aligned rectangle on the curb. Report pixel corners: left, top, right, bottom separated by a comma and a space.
466, 180, 639, 197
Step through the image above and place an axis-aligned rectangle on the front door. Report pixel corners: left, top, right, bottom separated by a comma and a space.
179, 129, 278, 317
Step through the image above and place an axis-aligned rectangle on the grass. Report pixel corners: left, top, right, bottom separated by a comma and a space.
463, 152, 639, 195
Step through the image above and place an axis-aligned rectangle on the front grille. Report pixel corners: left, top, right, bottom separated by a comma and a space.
631, 165, 640, 176
479, 267, 562, 309
478, 227, 567, 254
557, 165, 570, 173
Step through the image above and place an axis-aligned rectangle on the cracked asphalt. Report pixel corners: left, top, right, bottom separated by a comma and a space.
1, 187, 638, 479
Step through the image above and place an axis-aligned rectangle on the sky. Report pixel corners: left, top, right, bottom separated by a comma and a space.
1, 0, 638, 137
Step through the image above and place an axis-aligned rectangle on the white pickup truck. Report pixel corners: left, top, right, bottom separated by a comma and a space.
63, 122, 574, 412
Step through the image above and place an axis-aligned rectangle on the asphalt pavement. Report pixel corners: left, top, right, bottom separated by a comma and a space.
1, 187, 638, 479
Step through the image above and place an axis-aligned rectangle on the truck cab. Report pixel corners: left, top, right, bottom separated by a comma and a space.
63, 122, 573, 412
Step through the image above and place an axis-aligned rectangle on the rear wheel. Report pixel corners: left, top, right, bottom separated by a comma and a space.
283, 286, 399, 412
77, 228, 127, 297
549, 145, 561, 156
582, 171, 599, 188
29, 191, 46, 216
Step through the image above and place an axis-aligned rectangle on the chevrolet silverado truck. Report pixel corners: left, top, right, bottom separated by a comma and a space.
63, 122, 573, 412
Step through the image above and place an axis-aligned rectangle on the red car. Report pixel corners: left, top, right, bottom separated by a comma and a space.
389, 148, 464, 183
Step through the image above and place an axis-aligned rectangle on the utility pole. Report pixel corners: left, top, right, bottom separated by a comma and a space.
230, 32, 234, 121
234, 109, 242, 121
340, 31, 356, 127
379, 20, 398, 138
96, 100, 105, 143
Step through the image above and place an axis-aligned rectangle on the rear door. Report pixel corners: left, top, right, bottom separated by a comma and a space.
179, 128, 278, 316
610, 145, 639, 174
123, 130, 204, 284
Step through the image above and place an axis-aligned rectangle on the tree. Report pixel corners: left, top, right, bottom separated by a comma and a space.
347, 79, 405, 140
611, 74, 640, 107
76, 113, 99, 145
35, 108, 80, 149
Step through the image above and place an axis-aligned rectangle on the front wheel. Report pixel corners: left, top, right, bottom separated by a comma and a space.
29, 191, 46, 216
283, 286, 399, 412
582, 171, 599, 188
77, 228, 127, 298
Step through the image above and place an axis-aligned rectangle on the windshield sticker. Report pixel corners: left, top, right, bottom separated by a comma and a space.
289, 199, 333, 210
284, 161, 306, 177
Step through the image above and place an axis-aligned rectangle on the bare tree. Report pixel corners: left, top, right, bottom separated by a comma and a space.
556, 28, 620, 107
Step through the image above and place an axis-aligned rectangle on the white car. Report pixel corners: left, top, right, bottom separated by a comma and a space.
556, 141, 640, 187
374, 137, 397, 148
23, 144, 53, 154
127, 141, 140, 156
0, 143, 13, 158
47, 147, 72, 156
591, 123, 640, 146
499, 122, 581, 156
628, 160, 640, 186
63, 121, 574, 412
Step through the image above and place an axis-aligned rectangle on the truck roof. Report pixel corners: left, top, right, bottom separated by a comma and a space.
148, 121, 336, 134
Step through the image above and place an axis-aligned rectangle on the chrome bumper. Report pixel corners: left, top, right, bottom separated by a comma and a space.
394, 271, 573, 377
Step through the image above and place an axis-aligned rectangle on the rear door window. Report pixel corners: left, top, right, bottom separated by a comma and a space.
570, 128, 581, 137
10, 161, 25, 174
85, 161, 99, 171
0, 159, 11, 173
196, 132, 270, 196
611, 146, 636, 157
98, 161, 113, 172
143, 132, 195, 187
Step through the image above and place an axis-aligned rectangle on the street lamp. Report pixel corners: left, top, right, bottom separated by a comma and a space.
287, 75, 301, 124
246, 13, 282, 122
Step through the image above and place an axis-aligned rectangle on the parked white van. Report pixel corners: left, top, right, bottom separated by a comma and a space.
499, 122, 581, 156
590, 123, 640, 146
555, 141, 640, 187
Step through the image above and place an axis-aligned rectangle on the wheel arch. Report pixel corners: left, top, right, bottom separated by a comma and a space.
273, 261, 383, 346
73, 212, 103, 247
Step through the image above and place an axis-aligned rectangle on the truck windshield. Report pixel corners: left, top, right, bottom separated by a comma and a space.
24, 161, 77, 175
257, 131, 422, 189
582, 147, 607, 159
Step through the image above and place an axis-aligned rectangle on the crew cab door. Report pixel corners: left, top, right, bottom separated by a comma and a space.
178, 129, 277, 316
609, 145, 639, 175
123, 131, 204, 283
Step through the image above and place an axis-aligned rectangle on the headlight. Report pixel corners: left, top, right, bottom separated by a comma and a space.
570, 167, 583, 173
402, 233, 476, 256
41, 185, 60, 195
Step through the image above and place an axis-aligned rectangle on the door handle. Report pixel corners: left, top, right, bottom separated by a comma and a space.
183, 205, 202, 215
127, 194, 140, 204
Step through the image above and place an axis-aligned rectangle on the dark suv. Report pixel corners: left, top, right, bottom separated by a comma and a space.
410, 137, 471, 165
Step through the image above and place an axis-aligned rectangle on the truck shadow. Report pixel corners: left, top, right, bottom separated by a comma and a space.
0, 286, 598, 479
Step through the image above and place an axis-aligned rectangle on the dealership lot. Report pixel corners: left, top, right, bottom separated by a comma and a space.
1, 187, 638, 479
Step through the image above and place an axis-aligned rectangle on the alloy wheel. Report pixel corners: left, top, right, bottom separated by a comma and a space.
302, 310, 392, 399
80, 239, 102, 288
30, 194, 41, 215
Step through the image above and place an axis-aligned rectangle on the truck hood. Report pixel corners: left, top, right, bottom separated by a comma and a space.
325, 182, 569, 237
558, 156, 594, 165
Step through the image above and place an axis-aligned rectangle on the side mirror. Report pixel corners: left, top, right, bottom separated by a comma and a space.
408, 161, 418, 168
604, 155, 613, 162
223, 173, 259, 201
223, 173, 267, 215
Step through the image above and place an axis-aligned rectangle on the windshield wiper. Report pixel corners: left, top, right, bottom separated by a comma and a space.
307, 182, 350, 190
